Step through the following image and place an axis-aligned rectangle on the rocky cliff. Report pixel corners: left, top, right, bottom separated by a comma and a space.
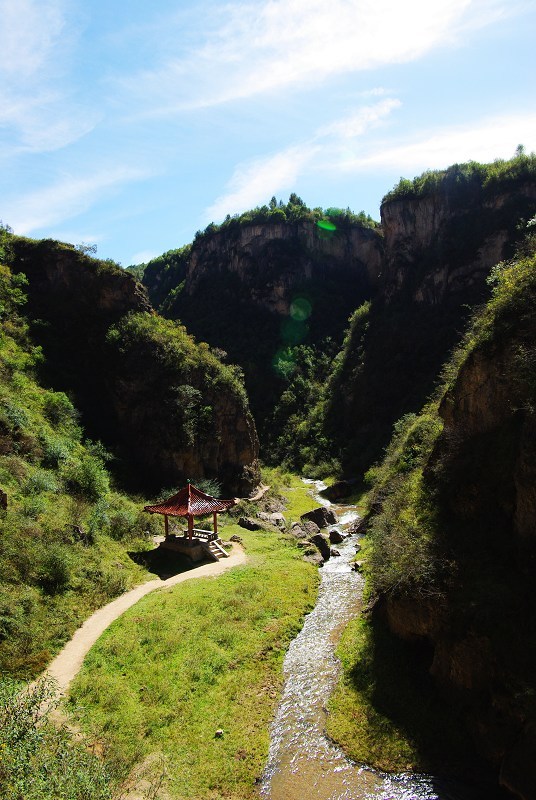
10, 237, 259, 493
316, 165, 536, 474
183, 220, 382, 314
143, 216, 383, 426
372, 238, 536, 799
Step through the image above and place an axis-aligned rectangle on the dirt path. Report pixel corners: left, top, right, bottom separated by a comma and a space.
45, 545, 247, 701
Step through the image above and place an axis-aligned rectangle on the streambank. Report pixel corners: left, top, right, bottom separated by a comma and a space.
260, 481, 499, 800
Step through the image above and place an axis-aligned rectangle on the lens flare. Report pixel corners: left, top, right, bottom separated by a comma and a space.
290, 297, 312, 322
317, 219, 337, 232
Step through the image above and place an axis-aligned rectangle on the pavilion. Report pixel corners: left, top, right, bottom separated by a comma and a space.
144, 482, 237, 561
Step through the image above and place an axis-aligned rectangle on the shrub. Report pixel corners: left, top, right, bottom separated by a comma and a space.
0, 676, 113, 800
38, 546, 71, 594
62, 453, 110, 501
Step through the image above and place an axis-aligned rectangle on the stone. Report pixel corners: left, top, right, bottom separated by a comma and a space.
308, 533, 331, 560
330, 548, 341, 557
303, 552, 325, 567
290, 520, 320, 539
329, 529, 344, 544
352, 560, 364, 572
238, 516, 262, 531
258, 511, 286, 529
301, 506, 338, 529
347, 517, 367, 535
0, 489, 7, 510
214, 729, 224, 738
229, 534, 243, 543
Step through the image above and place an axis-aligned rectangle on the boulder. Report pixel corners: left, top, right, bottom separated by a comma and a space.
303, 552, 325, 567
308, 533, 331, 560
238, 516, 262, 531
347, 516, 367, 535
301, 506, 338, 529
290, 520, 320, 539
258, 511, 286, 529
330, 548, 341, 557
329, 529, 344, 544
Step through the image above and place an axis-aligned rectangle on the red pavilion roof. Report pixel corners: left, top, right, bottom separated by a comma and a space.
144, 483, 236, 517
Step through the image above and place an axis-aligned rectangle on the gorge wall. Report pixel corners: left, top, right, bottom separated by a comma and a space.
369, 237, 536, 799
141, 166, 536, 470
10, 237, 259, 493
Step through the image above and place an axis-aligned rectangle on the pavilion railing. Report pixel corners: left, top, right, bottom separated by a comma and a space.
166, 528, 219, 542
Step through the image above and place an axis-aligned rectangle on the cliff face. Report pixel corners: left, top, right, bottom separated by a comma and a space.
10, 237, 259, 494
320, 176, 536, 474
145, 219, 383, 426
375, 244, 536, 799
184, 220, 383, 315
381, 183, 536, 304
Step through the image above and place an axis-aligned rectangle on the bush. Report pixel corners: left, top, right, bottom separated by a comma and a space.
62, 453, 110, 501
0, 676, 113, 800
38, 546, 71, 594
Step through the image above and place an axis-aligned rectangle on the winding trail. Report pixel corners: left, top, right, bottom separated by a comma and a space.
44, 544, 247, 701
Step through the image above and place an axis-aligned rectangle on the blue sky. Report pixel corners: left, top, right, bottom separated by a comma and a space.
1, 0, 535, 266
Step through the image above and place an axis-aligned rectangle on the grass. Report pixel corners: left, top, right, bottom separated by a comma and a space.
260, 466, 319, 519
69, 517, 318, 799
326, 617, 477, 777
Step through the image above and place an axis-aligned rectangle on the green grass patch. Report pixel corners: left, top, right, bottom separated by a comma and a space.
70, 520, 318, 799
326, 617, 476, 776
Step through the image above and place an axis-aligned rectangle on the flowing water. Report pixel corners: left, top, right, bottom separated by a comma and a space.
259, 480, 482, 800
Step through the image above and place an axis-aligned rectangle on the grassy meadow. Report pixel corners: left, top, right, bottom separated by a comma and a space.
69, 479, 320, 799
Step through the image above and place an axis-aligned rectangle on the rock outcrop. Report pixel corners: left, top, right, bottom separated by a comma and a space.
375, 248, 536, 799
10, 237, 260, 494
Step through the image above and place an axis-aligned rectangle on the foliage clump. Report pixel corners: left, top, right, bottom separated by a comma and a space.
0, 676, 113, 800
383, 150, 536, 205
0, 227, 156, 678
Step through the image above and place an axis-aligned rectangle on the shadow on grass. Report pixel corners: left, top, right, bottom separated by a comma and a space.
352, 617, 510, 799
127, 545, 202, 580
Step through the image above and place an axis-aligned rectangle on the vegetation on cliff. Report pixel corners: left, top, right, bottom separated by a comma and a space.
383, 148, 536, 204
8, 232, 259, 494
0, 228, 159, 679
138, 195, 380, 434
329, 224, 536, 795
286, 153, 536, 476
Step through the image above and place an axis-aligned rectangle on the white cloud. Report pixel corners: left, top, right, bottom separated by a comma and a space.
204, 144, 320, 222
344, 112, 536, 174
0, 0, 65, 78
316, 100, 402, 140
204, 97, 401, 221
0, 0, 97, 153
7, 167, 153, 235
119, 0, 514, 114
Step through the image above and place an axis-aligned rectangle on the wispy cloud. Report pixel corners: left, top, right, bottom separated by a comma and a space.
119, 0, 514, 114
344, 112, 536, 174
205, 144, 321, 222
204, 106, 536, 223
0, 0, 98, 153
205, 97, 400, 220
7, 167, 153, 235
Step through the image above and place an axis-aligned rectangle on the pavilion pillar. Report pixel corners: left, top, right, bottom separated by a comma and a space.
188, 514, 193, 541
164, 514, 169, 538
213, 512, 218, 536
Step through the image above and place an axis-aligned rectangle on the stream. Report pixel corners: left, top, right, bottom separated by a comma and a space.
259, 480, 485, 800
